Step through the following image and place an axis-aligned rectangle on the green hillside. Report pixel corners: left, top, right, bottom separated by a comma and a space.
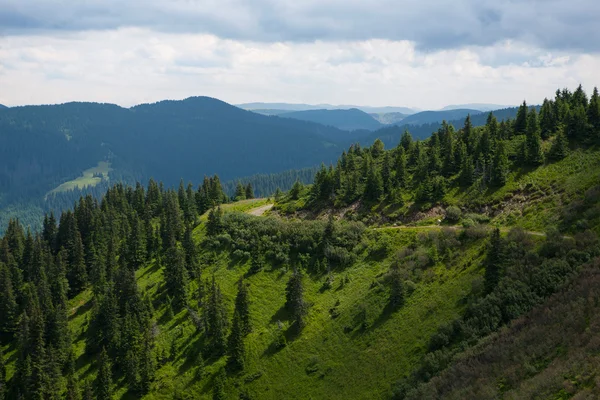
0, 85, 599, 400
279, 108, 384, 131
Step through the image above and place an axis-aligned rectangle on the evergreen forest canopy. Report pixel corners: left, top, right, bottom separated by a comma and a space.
0, 96, 525, 234
0, 85, 599, 399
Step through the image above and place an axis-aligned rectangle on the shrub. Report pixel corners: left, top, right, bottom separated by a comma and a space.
445, 206, 462, 222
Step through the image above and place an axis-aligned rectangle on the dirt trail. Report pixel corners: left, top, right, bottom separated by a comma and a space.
248, 203, 274, 216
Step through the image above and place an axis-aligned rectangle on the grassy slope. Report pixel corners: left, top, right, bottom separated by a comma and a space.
47, 161, 112, 196
0, 199, 487, 400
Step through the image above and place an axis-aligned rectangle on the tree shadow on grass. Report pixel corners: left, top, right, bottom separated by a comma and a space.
69, 300, 94, 321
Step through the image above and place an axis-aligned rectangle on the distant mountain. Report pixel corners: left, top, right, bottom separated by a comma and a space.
400, 109, 482, 125
440, 103, 512, 112
370, 112, 407, 125
0, 97, 358, 221
237, 102, 417, 115
247, 109, 292, 116
278, 108, 383, 131
0, 104, 7, 109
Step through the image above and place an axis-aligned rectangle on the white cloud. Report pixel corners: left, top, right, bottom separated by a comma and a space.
0, 29, 598, 109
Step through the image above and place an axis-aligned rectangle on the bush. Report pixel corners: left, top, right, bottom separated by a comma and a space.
445, 206, 462, 222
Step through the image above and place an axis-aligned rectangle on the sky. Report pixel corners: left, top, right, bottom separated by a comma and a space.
0, 0, 599, 109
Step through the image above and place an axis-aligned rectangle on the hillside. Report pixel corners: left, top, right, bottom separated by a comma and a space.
0, 85, 599, 400
399, 109, 482, 125
370, 112, 407, 125
237, 103, 417, 115
0, 97, 353, 231
279, 108, 384, 131
440, 103, 511, 112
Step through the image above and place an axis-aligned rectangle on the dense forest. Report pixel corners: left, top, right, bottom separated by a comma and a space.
0, 85, 599, 399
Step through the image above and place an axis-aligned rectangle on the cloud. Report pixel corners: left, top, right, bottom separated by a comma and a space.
1, 0, 599, 52
0, 28, 598, 109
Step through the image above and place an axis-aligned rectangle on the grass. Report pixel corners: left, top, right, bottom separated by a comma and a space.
46, 161, 112, 196
23, 215, 485, 400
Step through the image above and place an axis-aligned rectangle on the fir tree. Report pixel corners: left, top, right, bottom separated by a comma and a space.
164, 246, 189, 310
290, 180, 303, 200
549, 128, 569, 161
394, 146, 407, 188
459, 154, 475, 186
235, 182, 246, 201
0, 262, 18, 335
539, 98, 555, 139
245, 183, 254, 199
588, 87, 600, 139
0, 346, 6, 400
525, 108, 544, 165
491, 141, 509, 186
206, 277, 228, 355
400, 130, 413, 151
212, 368, 226, 400
206, 207, 224, 236
514, 100, 528, 135
234, 278, 251, 335
285, 268, 308, 331
381, 151, 392, 195
65, 352, 81, 400
388, 262, 404, 309
484, 228, 503, 294
227, 309, 246, 372
94, 348, 113, 400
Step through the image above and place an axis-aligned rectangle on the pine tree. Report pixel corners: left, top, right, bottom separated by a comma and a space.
539, 98, 555, 139
234, 278, 251, 335
206, 207, 224, 236
0, 346, 6, 400
285, 268, 308, 331
94, 348, 113, 400
388, 262, 404, 309
235, 182, 246, 201
549, 128, 569, 161
226, 310, 246, 372
525, 108, 544, 165
0, 262, 17, 335
245, 183, 254, 199
164, 246, 189, 310
484, 228, 503, 293
65, 352, 81, 400
206, 277, 228, 355
212, 368, 226, 400
588, 87, 600, 139
514, 100, 528, 135
491, 141, 509, 186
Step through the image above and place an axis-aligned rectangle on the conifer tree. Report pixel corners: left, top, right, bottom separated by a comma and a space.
164, 246, 189, 310
0, 262, 17, 335
484, 228, 503, 293
0, 346, 6, 400
539, 98, 555, 139
206, 207, 224, 236
400, 130, 413, 151
234, 278, 251, 335
364, 161, 383, 201
29, 310, 49, 400
381, 152, 392, 195
290, 180, 303, 200
212, 368, 226, 400
394, 146, 407, 188
459, 154, 475, 186
65, 352, 81, 400
525, 108, 544, 165
491, 141, 509, 186
94, 348, 113, 400
285, 268, 308, 331
462, 114, 474, 153
227, 309, 245, 372
388, 262, 404, 309
549, 128, 569, 161
235, 182, 246, 201
514, 100, 528, 135
588, 87, 600, 139
206, 277, 228, 355
182, 225, 198, 275
245, 183, 255, 199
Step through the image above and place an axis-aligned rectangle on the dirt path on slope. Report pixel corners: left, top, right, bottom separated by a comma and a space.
248, 203, 274, 216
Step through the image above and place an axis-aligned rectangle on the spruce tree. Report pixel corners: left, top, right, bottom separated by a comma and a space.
0, 262, 17, 335
0, 346, 6, 400
235, 182, 246, 201
525, 108, 544, 165
206, 207, 224, 236
206, 277, 228, 355
94, 348, 113, 400
491, 141, 509, 186
388, 263, 404, 309
381, 152, 392, 195
400, 130, 413, 151
226, 310, 246, 372
539, 98, 555, 139
65, 352, 81, 400
514, 100, 528, 135
459, 154, 475, 186
245, 183, 254, 199
212, 368, 226, 400
394, 146, 407, 188
29, 311, 49, 400
164, 246, 189, 310
588, 87, 600, 139
290, 180, 303, 200
484, 228, 503, 294
549, 128, 569, 161
234, 278, 251, 335
285, 268, 308, 331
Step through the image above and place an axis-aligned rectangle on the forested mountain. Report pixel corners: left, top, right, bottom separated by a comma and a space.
279, 108, 384, 131
238, 102, 417, 115
0, 85, 599, 400
440, 103, 511, 111
399, 109, 482, 125
0, 105, 7, 109
370, 112, 408, 125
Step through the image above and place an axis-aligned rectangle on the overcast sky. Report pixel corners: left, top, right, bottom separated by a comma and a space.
1, 0, 599, 109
